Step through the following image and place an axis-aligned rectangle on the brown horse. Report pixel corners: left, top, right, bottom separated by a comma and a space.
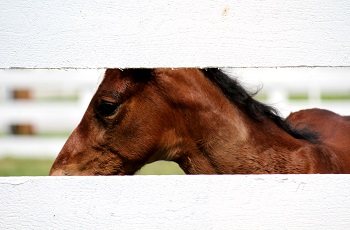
49, 68, 350, 175
287, 109, 350, 171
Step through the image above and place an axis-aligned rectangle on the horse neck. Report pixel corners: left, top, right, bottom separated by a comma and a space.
153, 69, 334, 173
177, 105, 319, 174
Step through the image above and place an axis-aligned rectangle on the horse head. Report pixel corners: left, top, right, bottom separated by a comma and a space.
50, 68, 235, 175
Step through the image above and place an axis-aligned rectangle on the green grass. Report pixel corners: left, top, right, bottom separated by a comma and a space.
36, 132, 71, 138
135, 161, 185, 175
0, 158, 185, 176
0, 157, 54, 176
36, 95, 79, 102
253, 93, 268, 101
321, 94, 350, 101
288, 93, 350, 101
289, 94, 309, 101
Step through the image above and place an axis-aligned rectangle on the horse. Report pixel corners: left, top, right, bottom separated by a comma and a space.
49, 68, 350, 175
287, 108, 350, 171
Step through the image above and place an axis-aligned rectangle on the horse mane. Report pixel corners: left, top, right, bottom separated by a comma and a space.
200, 68, 319, 143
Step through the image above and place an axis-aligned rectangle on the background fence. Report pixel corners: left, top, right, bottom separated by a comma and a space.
1, 0, 350, 229
0, 69, 99, 157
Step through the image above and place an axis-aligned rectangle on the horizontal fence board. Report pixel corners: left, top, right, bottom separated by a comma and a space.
1, 0, 350, 68
1, 102, 85, 126
0, 175, 349, 229
0, 137, 65, 158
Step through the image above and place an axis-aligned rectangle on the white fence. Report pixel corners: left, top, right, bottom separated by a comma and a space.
229, 68, 350, 117
0, 69, 100, 157
1, 175, 350, 229
1, 0, 350, 229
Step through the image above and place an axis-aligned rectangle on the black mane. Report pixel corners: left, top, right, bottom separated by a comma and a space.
201, 68, 319, 143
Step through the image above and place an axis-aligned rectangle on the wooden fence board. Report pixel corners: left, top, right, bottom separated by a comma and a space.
1, 0, 349, 68
1, 175, 349, 229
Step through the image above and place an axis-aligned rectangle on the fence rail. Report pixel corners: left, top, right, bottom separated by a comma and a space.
1, 1, 350, 68
1, 175, 350, 229
229, 68, 350, 116
0, 70, 99, 157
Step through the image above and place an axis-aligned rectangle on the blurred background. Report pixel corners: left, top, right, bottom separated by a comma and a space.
1, 68, 349, 176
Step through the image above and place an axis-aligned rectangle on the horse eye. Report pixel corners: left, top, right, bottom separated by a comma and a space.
97, 100, 119, 116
